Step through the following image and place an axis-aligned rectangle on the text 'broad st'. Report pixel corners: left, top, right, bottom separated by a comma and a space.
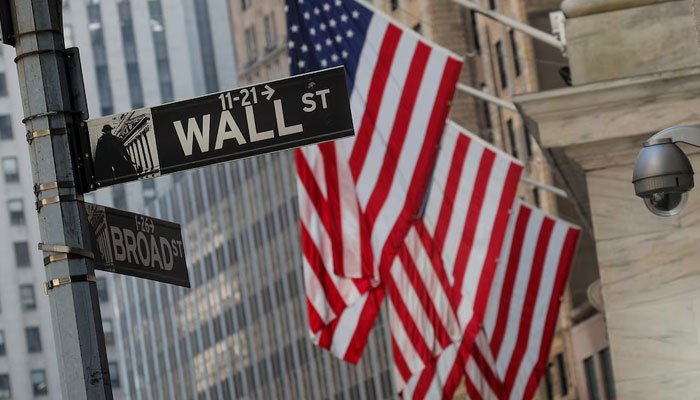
86, 203, 190, 287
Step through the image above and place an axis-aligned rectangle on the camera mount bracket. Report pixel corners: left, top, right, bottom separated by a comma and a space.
645, 125, 700, 148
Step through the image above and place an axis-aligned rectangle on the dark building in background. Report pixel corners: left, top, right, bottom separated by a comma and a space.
113, 153, 395, 399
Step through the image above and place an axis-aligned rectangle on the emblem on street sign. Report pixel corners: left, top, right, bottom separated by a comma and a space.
85, 202, 190, 287
83, 66, 354, 189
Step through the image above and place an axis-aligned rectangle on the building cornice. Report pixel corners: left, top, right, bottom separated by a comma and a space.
515, 67, 700, 151
239, 46, 288, 80
561, 0, 680, 17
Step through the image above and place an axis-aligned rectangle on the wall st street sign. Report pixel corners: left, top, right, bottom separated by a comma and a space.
85, 203, 190, 287
83, 66, 354, 189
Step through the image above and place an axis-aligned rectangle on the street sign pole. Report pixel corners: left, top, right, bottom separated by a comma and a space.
9, 0, 112, 398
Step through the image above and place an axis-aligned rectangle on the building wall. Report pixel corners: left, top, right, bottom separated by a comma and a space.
515, 2, 700, 398
0, 0, 237, 398
229, 0, 289, 86
570, 313, 614, 400
114, 156, 396, 400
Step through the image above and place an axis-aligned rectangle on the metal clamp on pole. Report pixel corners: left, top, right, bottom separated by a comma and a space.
33, 180, 74, 195
39, 243, 94, 267
26, 127, 69, 143
43, 274, 96, 295
35, 194, 83, 211
13, 48, 66, 63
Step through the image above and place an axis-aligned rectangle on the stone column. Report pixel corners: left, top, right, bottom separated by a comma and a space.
516, 1, 700, 397
560, 0, 696, 85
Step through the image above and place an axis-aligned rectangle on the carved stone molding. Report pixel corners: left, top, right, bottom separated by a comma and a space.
561, 0, 679, 17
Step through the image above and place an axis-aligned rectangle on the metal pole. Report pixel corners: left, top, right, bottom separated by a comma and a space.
452, 0, 566, 52
457, 82, 517, 111
10, 0, 112, 398
521, 175, 568, 199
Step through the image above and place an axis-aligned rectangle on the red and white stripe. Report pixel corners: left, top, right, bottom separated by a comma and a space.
334, 11, 462, 278
397, 200, 580, 399
387, 224, 461, 394
421, 121, 524, 330
390, 122, 523, 398
297, 4, 462, 362
467, 200, 581, 400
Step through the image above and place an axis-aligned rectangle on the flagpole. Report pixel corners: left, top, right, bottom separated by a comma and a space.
447, 120, 569, 199
452, 0, 566, 52
457, 83, 517, 111
521, 176, 568, 199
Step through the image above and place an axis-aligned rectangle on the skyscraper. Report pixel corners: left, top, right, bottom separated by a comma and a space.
112, 154, 396, 399
0, 0, 237, 398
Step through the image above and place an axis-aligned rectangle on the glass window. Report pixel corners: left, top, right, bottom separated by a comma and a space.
0, 374, 10, 399
142, 180, 156, 204
470, 11, 480, 52
8, 199, 24, 225
2, 156, 18, 182
88, 2, 114, 116
480, 84, 492, 131
509, 29, 521, 77
544, 362, 553, 400
0, 331, 5, 356
0, 73, 7, 96
0, 116, 12, 140
109, 362, 120, 388
380, 369, 392, 398
507, 119, 518, 159
148, 0, 174, 103
533, 188, 541, 208
246, 27, 258, 63
112, 186, 127, 210
126, 63, 144, 109
95, 66, 113, 116
264, 14, 276, 50
600, 347, 617, 399
194, 0, 218, 93
524, 123, 533, 158
489, 0, 497, 9
241, 0, 249, 11
14, 242, 30, 267
584, 355, 600, 400
63, 23, 74, 48
496, 41, 507, 89
30, 369, 47, 396
20, 284, 36, 311
97, 277, 108, 303
25, 327, 42, 353
556, 352, 568, 396
391, 0, 399, 11
103, 318, 114, 345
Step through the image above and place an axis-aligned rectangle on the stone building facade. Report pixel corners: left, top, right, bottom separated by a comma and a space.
229, 0, 290, 86
517, 0, 700, 398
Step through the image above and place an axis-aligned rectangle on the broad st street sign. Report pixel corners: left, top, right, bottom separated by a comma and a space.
85, 203, 190, 287
83, 66, 354, 189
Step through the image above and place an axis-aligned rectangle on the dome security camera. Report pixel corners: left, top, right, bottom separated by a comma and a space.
633, 125, 698, 216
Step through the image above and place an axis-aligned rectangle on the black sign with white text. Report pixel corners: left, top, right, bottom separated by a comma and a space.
85, 203, 190, 287
84, 66, 354, 189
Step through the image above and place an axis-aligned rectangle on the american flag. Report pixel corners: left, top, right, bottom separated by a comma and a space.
289, 0, 463, 363
401, 200, 581, 399
465, 200, 581, 400
289, 1, 581, 398
393, 122, 524, 398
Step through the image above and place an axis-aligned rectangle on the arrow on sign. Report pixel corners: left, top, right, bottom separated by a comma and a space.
262, 85, 275, 101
